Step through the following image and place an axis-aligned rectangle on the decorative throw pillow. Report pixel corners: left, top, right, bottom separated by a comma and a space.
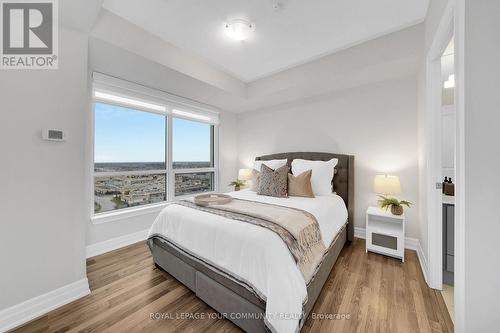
249, 169, 260, 191
252, 159, 287, 172
257, 164, 288, 197
288, 170, 315, 198
291, 158, 338, 195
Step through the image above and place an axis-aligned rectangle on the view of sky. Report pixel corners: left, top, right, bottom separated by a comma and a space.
172, 117, 211, 163
94, 103, 211, 163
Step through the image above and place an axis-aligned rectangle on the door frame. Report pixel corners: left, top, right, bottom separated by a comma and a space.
425, 0, 465, 331
425, 0, 454, 292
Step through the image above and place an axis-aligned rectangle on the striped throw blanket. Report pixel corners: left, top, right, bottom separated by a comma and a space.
175, 198, 326, 284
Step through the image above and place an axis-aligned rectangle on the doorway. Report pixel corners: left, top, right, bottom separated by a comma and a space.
424, 2, 466, 331
440, 38, 455, 321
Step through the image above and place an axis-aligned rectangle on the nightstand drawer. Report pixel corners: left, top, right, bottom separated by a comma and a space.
366, 228, 405, 260
372, 232, 398, 250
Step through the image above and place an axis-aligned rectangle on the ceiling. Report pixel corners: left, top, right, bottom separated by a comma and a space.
102, 0, 429, 82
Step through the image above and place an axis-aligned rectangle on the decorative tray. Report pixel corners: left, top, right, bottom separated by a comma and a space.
194, 193, 232, 206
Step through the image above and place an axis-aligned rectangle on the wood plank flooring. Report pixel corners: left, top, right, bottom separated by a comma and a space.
10, 239, 453, 333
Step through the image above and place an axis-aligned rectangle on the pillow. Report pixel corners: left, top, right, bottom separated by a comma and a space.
288, 170, 315, 198
249, 169, 260, 191
291, 158, 338, 195
250, 159, 287, 192
257, 164, 288, 198
252, 159, 287, 173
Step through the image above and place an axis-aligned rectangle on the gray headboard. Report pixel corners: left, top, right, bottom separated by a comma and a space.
255, 152, 355, 242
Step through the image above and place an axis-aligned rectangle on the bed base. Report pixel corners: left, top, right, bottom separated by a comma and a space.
148, 226, 347, 333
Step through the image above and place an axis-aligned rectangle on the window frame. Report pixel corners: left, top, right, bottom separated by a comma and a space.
90, 74, 219, 222
168, 115, 218, 200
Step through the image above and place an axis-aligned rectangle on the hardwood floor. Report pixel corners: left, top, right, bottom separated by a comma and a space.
11, 239, 453, 333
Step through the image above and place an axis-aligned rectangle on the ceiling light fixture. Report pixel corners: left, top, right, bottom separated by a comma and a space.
225, 19, 253, 41
444, 74, 455, 89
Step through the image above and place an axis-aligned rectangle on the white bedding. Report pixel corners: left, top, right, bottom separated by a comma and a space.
148, 189, 348, 333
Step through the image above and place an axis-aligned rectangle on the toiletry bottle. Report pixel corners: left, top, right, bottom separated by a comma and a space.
442, 177, 448, 194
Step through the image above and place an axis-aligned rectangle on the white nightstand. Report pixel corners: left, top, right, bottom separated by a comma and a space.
365, 206, 405, 262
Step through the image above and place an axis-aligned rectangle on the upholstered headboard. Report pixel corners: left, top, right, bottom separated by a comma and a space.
255, 152, 355, 241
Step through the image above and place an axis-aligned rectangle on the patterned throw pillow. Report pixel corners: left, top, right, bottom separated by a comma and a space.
257, 164, 288, 197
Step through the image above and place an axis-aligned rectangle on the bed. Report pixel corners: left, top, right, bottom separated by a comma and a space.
147, 152, 354, 333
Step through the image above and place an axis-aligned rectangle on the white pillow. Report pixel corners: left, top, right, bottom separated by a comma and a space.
253, 159, 287, 172
291, 158, 338, 195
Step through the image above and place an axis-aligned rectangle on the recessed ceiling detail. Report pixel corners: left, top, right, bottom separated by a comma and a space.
102, 0, 429, 82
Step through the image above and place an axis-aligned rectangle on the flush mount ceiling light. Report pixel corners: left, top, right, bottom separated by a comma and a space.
225, 19, 253, 41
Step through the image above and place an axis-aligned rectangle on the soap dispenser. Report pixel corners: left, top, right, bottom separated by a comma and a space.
442, 177, 448, 194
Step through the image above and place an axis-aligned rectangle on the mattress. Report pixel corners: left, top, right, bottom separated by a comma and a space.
148, 189, 348, 333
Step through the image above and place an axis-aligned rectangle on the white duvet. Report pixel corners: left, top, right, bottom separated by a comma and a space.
148, 189, 348, 333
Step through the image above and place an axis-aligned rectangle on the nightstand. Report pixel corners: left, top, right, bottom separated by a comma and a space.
365, 206, 405, 262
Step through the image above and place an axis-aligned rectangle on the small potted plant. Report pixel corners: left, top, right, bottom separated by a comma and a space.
229, 180, 245, 191
378, 195, 412, 215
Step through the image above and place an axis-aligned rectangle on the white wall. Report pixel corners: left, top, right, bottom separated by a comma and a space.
0, 27, 89, 310
441, 106, 455, 179
237, 78, 420, 238
243, 24, 423, 112
86, 38, 238, 245
463, 1, 500, 330
416, 64, 429, 260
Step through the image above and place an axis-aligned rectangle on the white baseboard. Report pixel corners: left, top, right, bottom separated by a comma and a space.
415, 242, 429, 283
0, 278, 90, 333
354, 226, 367, 240
86, 229, 149, 258
354, 227, 429, 282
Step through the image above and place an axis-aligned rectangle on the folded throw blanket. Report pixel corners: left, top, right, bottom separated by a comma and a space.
175, 198, 326, 284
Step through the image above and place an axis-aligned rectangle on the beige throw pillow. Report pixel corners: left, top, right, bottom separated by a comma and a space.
288, 170, 315, 198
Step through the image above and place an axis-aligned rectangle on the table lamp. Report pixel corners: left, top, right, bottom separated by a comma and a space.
373, 175, 401, 196
238, 169, 253, 182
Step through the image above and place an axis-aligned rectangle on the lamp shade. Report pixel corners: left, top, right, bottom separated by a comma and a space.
238, 168, 253, 181
373, 175, 401, 195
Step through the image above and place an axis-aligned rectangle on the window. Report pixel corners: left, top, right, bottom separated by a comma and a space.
172, 117, 215, 196
93, 103, 167, 214
94, 174, 166, 213
92, 74, 218, 216
172, 117, 213, 169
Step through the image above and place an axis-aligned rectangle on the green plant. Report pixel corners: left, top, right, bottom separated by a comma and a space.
229, 180, 245, 187
378, 195, 412, 210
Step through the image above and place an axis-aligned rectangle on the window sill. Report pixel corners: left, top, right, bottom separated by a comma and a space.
91, 202, 168, 224
91, 190, 217, 225
173, 191, 216, 200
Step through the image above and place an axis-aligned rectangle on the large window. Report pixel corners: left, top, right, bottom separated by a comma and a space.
172, 117, 215, 196
94, 103, 167, 213
92, 74, 218, 216
173, 117, 213, 169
